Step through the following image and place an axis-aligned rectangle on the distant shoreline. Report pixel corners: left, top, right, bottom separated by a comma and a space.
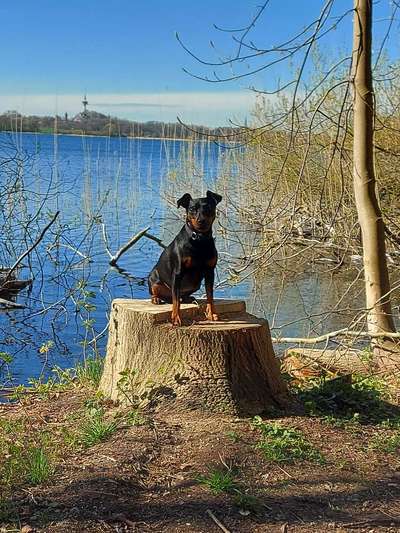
0, 130, 201, 142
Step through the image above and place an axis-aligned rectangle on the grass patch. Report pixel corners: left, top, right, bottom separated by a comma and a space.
0, 419, 54, 487
252, 416, 325, 464
80, 408, 117, 447
380, 416, 400, 429
197, 466, 261, 513
197, 468, 237, 494
10, 357, 104, 401
26, 447, 53, 485
75, 356, 104, 388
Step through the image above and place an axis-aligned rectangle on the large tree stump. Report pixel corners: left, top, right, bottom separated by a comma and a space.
99, 298, 289, 415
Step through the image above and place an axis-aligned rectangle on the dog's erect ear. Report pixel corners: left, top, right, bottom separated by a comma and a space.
206, 190, 222, 205
177, 193, 192, 209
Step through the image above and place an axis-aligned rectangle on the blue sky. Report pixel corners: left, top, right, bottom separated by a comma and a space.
0, 0, 398, 126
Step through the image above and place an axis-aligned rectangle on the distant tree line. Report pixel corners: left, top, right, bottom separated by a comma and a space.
0, 110, 236, 140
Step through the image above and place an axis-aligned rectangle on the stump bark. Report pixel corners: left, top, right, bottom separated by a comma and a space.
99, 298, 289, 415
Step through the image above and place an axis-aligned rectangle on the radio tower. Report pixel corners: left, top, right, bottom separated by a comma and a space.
82, 93, 89, 117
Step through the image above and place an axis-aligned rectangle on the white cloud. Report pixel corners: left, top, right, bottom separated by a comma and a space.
0, 92, 257, 127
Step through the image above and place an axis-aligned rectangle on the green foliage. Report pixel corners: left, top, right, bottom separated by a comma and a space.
75, 356, 104, 388
197, 466, 261, 513
38, 340, 54, 354
80, 408, 117, 447
0, 351, 13, 364
123, 409, 147, 427
117, 369, 142, 406
226, 430, 241, 443
26, 447, 53, 485
296, 374, 394, 424
197, 469, 237, 495
232, 491, 262, 513
252, 416, 325, 464
0, 419, 53, 487
9, 356, 104, 401
380, 416, 400, 429
26, 373, 71, 399
116, 368, 157, 407
369, 432, 400, 453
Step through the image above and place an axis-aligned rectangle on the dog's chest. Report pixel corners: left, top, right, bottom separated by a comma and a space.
181, 250, 216, 270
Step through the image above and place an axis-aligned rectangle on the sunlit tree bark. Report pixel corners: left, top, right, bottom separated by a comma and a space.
351, 0, 396, 335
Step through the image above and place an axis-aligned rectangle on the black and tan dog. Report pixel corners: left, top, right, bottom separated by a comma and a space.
148, 190, 222, 326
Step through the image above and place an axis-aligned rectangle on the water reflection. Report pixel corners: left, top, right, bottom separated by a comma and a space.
0, 132, 374, 384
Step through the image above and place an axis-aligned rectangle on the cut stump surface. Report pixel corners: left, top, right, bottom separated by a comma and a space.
99, 298, 289, 415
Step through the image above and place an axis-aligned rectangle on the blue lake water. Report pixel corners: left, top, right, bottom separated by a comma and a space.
0, 132, 360, 385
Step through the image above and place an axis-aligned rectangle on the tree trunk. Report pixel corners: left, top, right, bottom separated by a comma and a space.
351, 0, 396, 338
99, 299, 290, 416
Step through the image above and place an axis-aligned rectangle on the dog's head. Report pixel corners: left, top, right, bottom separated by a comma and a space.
177, 190, 222, 233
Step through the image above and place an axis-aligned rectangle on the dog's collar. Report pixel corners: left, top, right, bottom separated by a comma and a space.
185, 223, 213, 242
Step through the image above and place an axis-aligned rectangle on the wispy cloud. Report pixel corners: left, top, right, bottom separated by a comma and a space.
0, 92, 257, 126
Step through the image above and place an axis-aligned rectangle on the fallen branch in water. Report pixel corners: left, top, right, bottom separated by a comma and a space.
102, 223, 166, 266
143, 232, 167, 249
0, 297, 26, 309
272, 327, 400, 344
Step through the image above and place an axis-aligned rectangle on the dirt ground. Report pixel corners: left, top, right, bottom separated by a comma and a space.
1, 388, 400, 533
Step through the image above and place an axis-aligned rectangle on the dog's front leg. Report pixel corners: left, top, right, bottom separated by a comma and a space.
204, 267, 218, 321
171, 270, 182, 326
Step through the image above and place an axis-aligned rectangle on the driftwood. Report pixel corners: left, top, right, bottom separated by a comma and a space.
272, 327, 400, 343
99, 299, 289, 416
102, 224, 166, 267
0, 212, 59, 310
0, 270, 32, 309
282, 347, 376, 378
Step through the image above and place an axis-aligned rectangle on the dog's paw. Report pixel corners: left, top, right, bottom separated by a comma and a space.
205, 305, 219, 321
151, 296, 163, 305
171, 314, 182, 327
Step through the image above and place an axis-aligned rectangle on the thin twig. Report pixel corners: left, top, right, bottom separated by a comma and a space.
102, 224, 166, 266
5, 211, 60, 283
144, 231, 167, 249
272, 328, 400, 344
101, 223, 113, 260
109, 227, 151, 265
206, 509, 231, 533
275, 464, 293, 479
